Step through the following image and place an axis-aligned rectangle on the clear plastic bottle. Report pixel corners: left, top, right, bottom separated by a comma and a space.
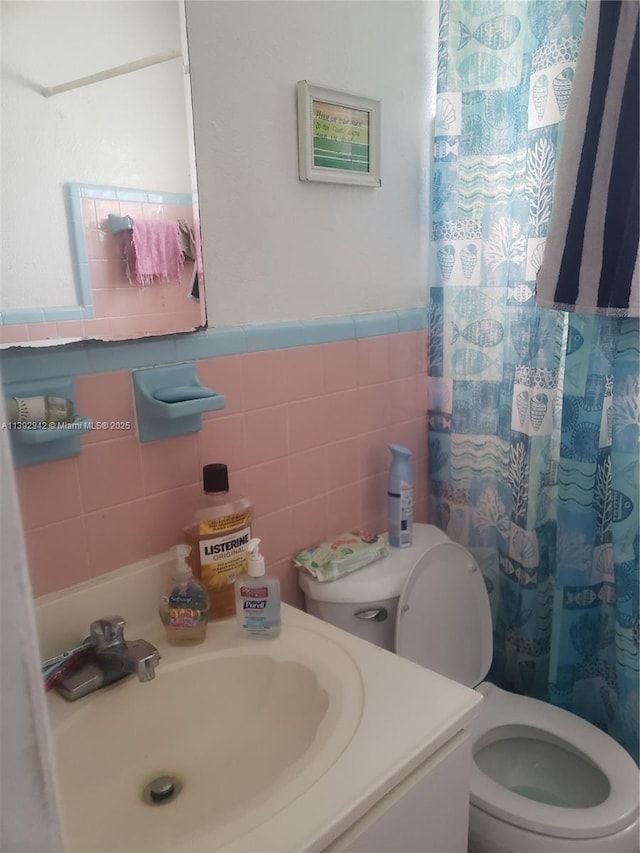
184, 463, 253, 621
235, 538, 281, 638
159, 545, 209, 645
6, 396, 73, 425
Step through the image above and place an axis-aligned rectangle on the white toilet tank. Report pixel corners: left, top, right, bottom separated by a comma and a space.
298, 524, 451, 652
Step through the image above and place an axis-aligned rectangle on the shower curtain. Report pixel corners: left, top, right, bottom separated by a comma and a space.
428, 0, 639, 762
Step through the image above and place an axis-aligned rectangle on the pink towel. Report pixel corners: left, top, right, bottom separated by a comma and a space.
125, 219, 184, 286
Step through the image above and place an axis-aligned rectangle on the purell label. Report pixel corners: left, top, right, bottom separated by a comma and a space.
240, 585, 268, 610
239, 585, 268, 597
242, 599, 267, 611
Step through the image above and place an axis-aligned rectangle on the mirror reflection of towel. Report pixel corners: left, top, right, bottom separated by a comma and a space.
178, 218, 201, 301
125, 219, 184, 286
178, 219, 197, 261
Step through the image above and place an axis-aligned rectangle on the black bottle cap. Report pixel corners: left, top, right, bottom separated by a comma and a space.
203, 463, 229, 494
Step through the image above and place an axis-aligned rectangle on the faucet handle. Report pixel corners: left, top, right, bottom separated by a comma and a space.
123, 638, 160, 682
89, 616, 126, 651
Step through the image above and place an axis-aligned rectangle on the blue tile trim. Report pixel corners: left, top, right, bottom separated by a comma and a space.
302, 316, 356, 344
1, 309, 46, 324
64, 184, 95, 318
1, 305, 95, 325
246, 322, 307, 352
71, 183, 192, 206
78, 185, 117, 200
114, 189, 148, 202
354, 312, 399, 337
0, 310, 427, 385
43, 306, 95, 322
174, 326, 246, 360
396, 308, 428, 331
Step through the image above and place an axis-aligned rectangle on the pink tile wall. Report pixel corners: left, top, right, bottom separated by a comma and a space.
0, 201, 205, 345
15, 332, 428, 607
82, 198, 204, 340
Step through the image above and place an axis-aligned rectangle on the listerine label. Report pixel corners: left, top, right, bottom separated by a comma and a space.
199, 511, 252, 536
199, 526, 251, 590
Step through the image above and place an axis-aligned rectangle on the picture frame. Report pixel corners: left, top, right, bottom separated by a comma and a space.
296, 81, 381, 187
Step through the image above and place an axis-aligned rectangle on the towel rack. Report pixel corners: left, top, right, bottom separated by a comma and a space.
108, 214, 134, 235
41, 50, 183, 98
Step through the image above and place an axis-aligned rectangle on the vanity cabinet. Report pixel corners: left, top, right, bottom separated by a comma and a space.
324, 732, 472, 853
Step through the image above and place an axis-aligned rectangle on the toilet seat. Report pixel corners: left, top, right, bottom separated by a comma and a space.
468, 682, 640, 840
395, 542, 492, 686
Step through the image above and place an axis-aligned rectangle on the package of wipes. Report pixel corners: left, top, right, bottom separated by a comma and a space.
294, 531, 388, 583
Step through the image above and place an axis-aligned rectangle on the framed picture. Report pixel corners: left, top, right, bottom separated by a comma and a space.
296, 81, 381, 187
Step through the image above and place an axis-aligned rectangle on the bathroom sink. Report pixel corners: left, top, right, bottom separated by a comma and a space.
50, 627, 364, 853
41, 560, 481, 853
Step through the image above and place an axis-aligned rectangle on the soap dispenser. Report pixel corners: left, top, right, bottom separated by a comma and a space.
159, 545, 210, 645
234, 538, 281, 638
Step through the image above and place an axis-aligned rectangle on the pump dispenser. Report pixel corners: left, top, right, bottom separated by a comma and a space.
159, 544, 209, 645
247, 538, 265, 578
234, 538, 281, 637
387, 444, 414, 548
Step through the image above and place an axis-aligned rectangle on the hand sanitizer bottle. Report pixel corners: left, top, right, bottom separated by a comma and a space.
159, 545, 210, 645
235, 538, 281, 638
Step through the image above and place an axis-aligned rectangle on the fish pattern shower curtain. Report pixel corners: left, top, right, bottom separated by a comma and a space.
428, 0, 639, 761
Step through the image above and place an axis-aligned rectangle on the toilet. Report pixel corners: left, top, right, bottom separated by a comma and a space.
298, 523, 640, 853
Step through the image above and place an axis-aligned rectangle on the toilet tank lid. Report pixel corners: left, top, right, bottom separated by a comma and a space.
297, 524, 451, 604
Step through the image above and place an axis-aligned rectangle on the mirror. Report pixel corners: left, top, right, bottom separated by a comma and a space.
0, 0, 206, 347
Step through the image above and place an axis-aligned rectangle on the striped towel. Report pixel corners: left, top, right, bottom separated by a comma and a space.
125, 219, 184, 286
536, 0, 639, 317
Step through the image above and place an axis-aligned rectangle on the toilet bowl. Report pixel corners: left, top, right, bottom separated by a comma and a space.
298, 524, 640, 852
468, 683, 639, 852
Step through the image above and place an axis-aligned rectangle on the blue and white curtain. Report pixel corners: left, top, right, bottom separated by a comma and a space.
428, 0, 639, 761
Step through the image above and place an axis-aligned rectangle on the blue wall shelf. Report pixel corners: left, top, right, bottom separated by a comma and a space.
2, 376, 91, 467
132, 362, 225, 442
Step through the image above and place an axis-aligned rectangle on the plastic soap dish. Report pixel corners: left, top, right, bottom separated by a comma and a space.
3, 377, 91, 468
132, 363, 225, 442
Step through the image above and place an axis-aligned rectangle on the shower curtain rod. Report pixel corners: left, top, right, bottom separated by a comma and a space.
41, 50, 183, 97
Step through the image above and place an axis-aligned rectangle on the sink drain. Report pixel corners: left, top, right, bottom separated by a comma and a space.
142, 775, 183, 806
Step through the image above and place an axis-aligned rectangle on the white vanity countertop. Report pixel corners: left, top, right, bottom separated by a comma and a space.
38, 554, 482, 853
224, 605, 482, 853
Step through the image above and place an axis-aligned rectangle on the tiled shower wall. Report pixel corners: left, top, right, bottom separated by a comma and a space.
15, 331, 428, 604
78, 196, 203, 341
0, 199, 203, 346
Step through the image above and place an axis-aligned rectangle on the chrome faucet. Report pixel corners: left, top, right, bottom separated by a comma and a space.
53, 616, 160, 702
